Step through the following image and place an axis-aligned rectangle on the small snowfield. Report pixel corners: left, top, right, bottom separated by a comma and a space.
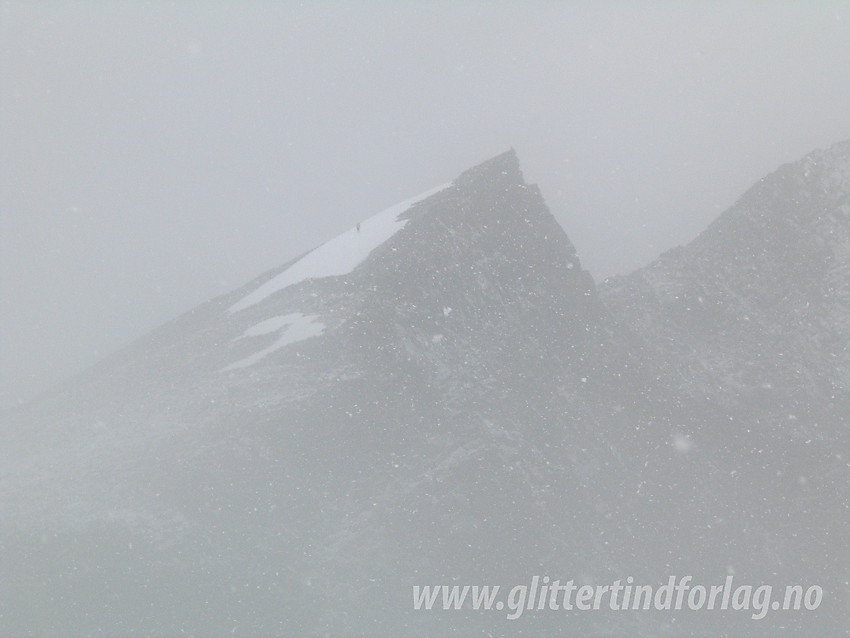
229, 183, 450, 312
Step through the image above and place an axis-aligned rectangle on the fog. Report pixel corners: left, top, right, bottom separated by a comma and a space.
2, 1, 849, 409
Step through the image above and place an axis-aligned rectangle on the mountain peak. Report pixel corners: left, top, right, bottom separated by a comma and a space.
226, 148, 586, 319
455, 147, 524, 190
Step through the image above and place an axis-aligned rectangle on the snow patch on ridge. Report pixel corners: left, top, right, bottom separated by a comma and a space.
229, 183, 451, 312
222, 313, 325, 371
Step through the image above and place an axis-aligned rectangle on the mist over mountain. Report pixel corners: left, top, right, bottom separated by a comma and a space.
2, 143, 848, 636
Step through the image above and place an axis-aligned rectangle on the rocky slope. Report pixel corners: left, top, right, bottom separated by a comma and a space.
1, 145, 848, 636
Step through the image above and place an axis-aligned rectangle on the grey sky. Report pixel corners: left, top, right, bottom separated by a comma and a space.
2, 1, 849, 409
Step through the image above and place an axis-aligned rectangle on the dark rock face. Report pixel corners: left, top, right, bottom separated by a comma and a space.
2, 144, 848, 636
597, 141, 850, 636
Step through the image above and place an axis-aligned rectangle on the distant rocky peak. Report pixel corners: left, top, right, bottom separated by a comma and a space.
725, 138, 850, 227
603, 138, 850, 339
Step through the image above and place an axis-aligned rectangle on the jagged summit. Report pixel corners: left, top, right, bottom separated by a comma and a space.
224, 148, 592, 328
229, 149, 530, 314
454, 147, 523, 188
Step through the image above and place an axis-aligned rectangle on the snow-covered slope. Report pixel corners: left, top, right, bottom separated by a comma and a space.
1, 145, 848, 637
229, 183, 451, 312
